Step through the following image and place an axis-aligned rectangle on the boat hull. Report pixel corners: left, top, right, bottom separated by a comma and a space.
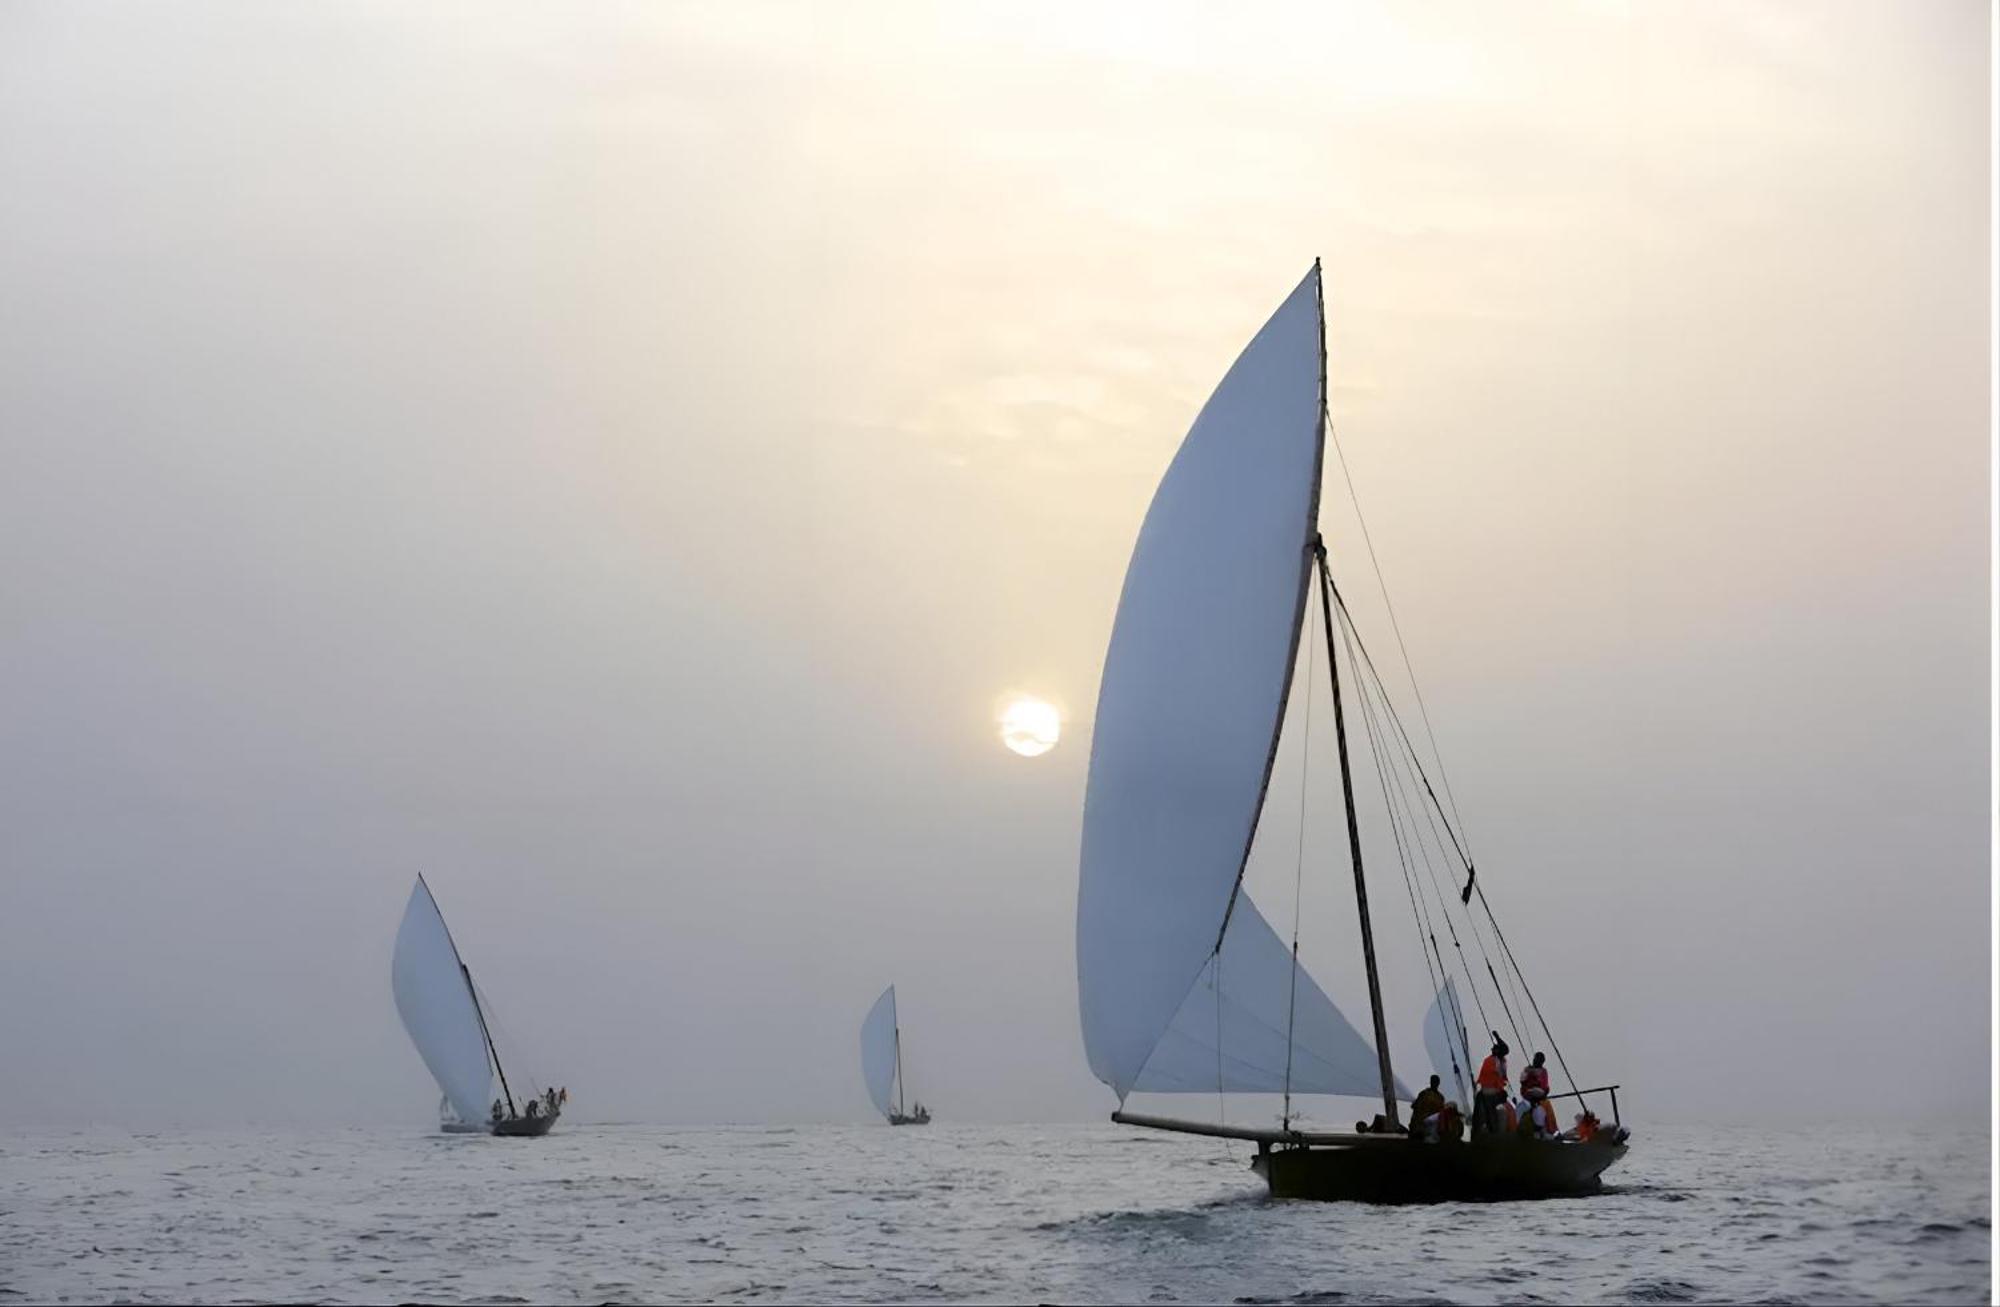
888, 1114, 930, 1126
1253, 1135, 1626, 1203
491, 1110, 559, 1138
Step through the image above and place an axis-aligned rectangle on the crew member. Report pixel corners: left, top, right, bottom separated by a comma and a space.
1411, 1075, 1447, 1139
1473, 1037, 1509, 1135
1520, 1051, 1550, 1103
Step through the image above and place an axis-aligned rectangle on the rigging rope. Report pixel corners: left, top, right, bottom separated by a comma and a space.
1325, 547, 1590, 1104
1326, 408, 1474, 850
1338, 591, 1465, 1106
1281, 575, 1316, 1130
1331, 578, 1527, 1065
1344, 603, 1504, 1047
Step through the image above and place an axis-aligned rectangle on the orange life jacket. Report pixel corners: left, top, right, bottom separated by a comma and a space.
1575, 1114, 1598, 1142
1521, 1064, 1549, 1098
1476, 1055, 1508, 1092
1501, 1099, 1518, 1131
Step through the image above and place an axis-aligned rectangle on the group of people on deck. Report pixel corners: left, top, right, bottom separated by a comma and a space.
489, 1086, 568, 1124
1404, 1035, 1607, 1144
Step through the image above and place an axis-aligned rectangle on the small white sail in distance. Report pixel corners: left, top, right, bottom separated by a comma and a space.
859, 985, 900, 1120
391, 876, 495, 1128
1422, 977, 1473, 1106
1076, 264, 1396, 1103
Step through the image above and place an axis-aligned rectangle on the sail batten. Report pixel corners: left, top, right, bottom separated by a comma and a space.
1077, 266, 1331, 1100
392, 877, 496, 1128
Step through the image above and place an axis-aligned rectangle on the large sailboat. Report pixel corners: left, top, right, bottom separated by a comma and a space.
1075, 263, 1627, 1201
860, 985, 931, 1126
391, 875, 561, 1138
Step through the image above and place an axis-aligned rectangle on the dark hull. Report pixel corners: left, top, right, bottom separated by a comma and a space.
491, 1110, 559, 1138
888, 1114, 930, 1126
1253, 1135, 1626, 1203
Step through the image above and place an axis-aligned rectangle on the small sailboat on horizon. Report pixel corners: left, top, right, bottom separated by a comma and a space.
860, 985, 931, 1126
391, 874, 564, 1138
1075, 262, 1628, 1202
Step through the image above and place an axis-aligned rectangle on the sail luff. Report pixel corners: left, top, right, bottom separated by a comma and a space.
1212, 260, 1331, 953
1077, 265, 1329, 1099
860, 985, 900, 1121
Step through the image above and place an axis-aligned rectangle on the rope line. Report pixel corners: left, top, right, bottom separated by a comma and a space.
1281, 579, 1317, 1130
1326, 406, 1473, 850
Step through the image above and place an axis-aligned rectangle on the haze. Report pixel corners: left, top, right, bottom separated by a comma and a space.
1, 0, 1988, 1128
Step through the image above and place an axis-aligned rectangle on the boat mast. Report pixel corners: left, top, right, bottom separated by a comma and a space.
1309, 272, 1398, 1126
1315, 546, 1398, 1126
464, 963, 516, 1118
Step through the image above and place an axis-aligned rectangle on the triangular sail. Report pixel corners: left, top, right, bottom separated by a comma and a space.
1131, 891, 1409, 1098
1422, 977, 1472, 1106
391, 877, 495, 1128
859, 985, 900, 1121
1076, 266, 1343, 1100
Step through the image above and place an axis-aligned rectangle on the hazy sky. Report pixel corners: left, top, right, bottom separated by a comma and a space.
2, 0, 1989, 1129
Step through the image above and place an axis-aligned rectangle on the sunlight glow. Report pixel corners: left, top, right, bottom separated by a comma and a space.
999, 696, 1061, 757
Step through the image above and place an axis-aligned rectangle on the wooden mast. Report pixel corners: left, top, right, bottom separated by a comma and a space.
464, 963, 516, 1119
1308, 261, 1397, 1126
1316, 543, 1399, 1127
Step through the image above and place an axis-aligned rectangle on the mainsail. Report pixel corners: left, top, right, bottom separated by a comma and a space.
859, 985, 900, 1120
1077, 265, 1393, 1103
392, 876, 495, 1127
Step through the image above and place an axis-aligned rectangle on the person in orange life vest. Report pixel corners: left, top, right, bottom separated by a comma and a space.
1571, 1111, 1600, 1142
1472, 1036, 1509, 1136
1520, 1051, 1550, 1103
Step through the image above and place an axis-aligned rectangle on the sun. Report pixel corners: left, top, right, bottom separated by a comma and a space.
998, 696, 1061, 757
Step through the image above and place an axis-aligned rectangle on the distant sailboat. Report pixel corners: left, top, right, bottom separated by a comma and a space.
860, 985, 931, 1126
437, 1094, 484, 1134
1076, 263, 1628, 1201
392, 875, 562, 1138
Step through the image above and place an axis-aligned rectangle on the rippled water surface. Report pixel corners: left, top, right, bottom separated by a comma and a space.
1, 1122, 1986, 1303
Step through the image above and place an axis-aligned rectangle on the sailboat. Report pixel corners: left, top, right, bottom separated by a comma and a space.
391, 874, 561, 1138
437, 1094, 484, 1134
1075, 263, 1628, 1202
860, 985, 931, 1126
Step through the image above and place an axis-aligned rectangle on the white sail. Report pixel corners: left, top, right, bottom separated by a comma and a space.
859, 985, 899, 1120
1422, 977, 1473, 1105
1131, 891, 1409, 1099
1077, 266, 1340, 1100
391, 877, 495, 1128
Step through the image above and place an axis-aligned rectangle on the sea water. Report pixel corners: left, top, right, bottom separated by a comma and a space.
1, 1122, 1986, 1304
